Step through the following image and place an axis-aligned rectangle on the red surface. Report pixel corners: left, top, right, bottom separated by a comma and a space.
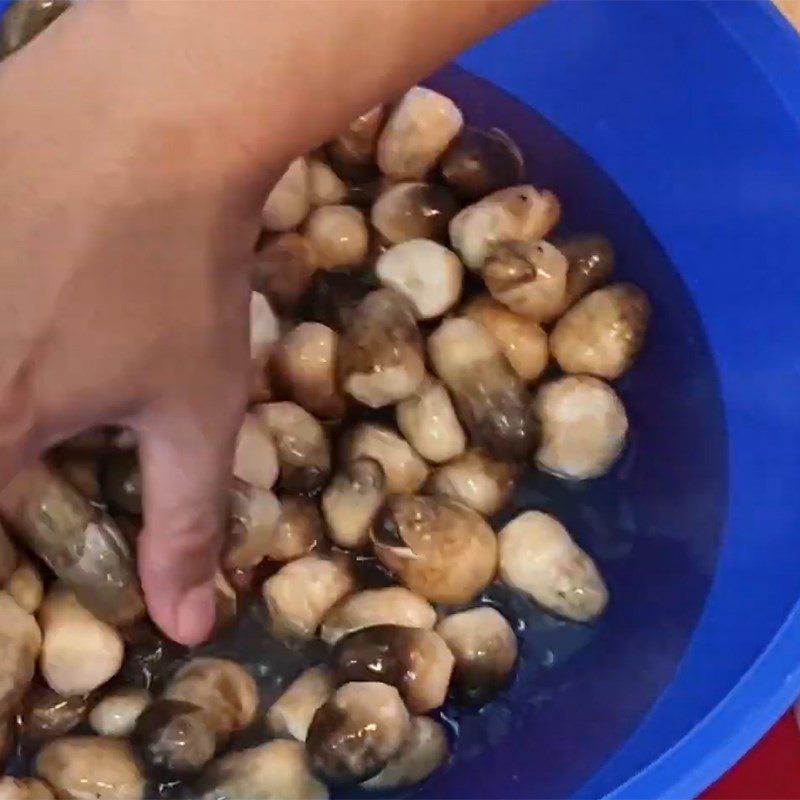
703, 712, 800, 799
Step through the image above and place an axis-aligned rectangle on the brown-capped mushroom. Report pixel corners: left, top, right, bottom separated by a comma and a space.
0, 464, 145, 626
295, 268, 376, 331
0, 590, 41, 717
53, 454, 102, 504
266, 665, 335, 742
428, 317, 539, 461
448, 185, 560, 270
262, 496, 324, 562
308, 158, 348, 207
306, 682, 411, 785
426, 448, 519, 517
361, 716, 449, 790
254, 402, 331, 493
233, 414, 279, 491
271, 322, 347, 420
376, 239, 463, 320
557, 233, 615, 309
549, 283, 651, 379
343, 423, 428, 494
0, 778, 54, 800
395, 376, 466, 464
498, 511, 609, 622
263, 555, 355, 639
483, 240, 569, 323
321, 587, 436, 645
89, 688, 151, 737
39, 584, 123, 696
328, 104, 384, 172
304, 205, 369, 269
440, 126, 524, 201
436, 607, 518, 705
372, 494, 497, 604
36, 737, 145, 800
262, 158, 310, 232
338, 289, 426, 408
100, 449, 142, 516
5, 556, 43, 615
534, 375, 628, 479
18, 684, 91, 740
464, 296, 549, 383
224, 483, 282, 570
333, 625, 453, 713
377, 87, 463, 180
0, 0, 69, 57
371, 181, 459, 245
253, 232, 319, 313
321, 458, 385, 549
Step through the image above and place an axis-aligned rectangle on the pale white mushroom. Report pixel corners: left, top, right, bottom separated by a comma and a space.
426, 448, 518, 517
253, 232, 319, 312
262, 157, 310, 232
328, 104, 384, 170
198, 739, 329, 800
371, 181, 458, 244
304, 205, 369, 269
376, 239, 463, 319
534, 375, 628, 480
5, 555, 44, 614
321, 458, 385, 549
306, 682, 411, 785
263, 555, 355, 639
89, 688, 151, 737
308, 158, 348, 206
465, 295, 549, 382
377, 87, 463, 180
0, 590, 42, 717
233, 413, 279, 491
36, 737, 145, 800
550, 283, 651, 379
395, 376, 466, 464
372, 494, 497, 604
343, 423, 428, 493
498, 511, 608, 622
224, 484, 282, 570
267, 665, 335, 741
361, 716, 449, 790
436, 607, 518, 704
320, 586, 436, 645
262, 496, 324, 562
0, 778, 54, 800
448, 185, 561, 270
250, 291, 280, 399
39, 584, 123, 696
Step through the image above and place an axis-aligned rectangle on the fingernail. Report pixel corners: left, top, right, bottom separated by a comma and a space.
176, 581, 216, 646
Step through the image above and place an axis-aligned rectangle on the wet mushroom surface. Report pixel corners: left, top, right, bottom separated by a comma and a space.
0, 43, 653, 797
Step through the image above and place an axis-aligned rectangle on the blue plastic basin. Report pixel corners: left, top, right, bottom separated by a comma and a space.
2, 1, 800, 798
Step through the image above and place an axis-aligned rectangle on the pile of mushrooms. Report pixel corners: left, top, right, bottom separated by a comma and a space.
0, 20, 651, 795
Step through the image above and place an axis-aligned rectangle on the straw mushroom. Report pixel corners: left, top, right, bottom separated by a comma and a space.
308, 158, 348, 206
0, 591, 41, 717
100, 449, 142, 516
328, 104, 385, 172
5, 556, 44, 614
19, 685, 91, 740
321, 458, 385, 549
262, 496, 324, 562
558, 233, 615, 309
224, 483, 282, 570
371, 182, 458, 244
233, 414, 279, 491
266, 665, 335, 742
262, 157, 310, 232
89, 688, 151, 737
0, 779, 54, 800
253, 232, 319, 312
304, 205, 369, 269
296, 268, 376, 331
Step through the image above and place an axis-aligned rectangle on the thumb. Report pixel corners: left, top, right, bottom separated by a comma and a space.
136, 411, 238, 646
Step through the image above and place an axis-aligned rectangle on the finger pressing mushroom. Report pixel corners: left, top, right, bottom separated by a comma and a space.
19, 684, 91, 740
321, 458, 385, 549
436, 607, 518, 705
361, 716, 449, 790
306, 682, 411, 785
377, 87, 463, 180
534, 375, 628, 480
395, 376, 466, 465
100, 449, 142, 516
426, 449, 519, 517
271, 322, 347, 420
266, 665, 335, 742
89, 688, 151, 737
36, 736, 145, 800
498, 511, 609, 622
338, 289, 426, 408
321, 587, 436, 645
295, 268, 377, 331
448, 185, 560, 270
254, 402, 331, 493
233, 414, 279, 491
0, 464, 145, 626
332, 625, 454, 714
303, 205, 369, 270
549, 283, 651, 379
483, 240, 569, 323
39, 584, 124, 696
253, 232, 319, 313
6, 556, 44, 614
343, 423, 428, 494
263, 496, 324, 562
440, 126, 524, 201
372, 494, 497, 604
0, 590, 41, 717
428, 317, 539, 462
371, 181, 458, 244
263, 555, 355, 639
308, 158, 348, 207
196, 739, 329, 800
557, 233, 615, 309
262, 157, 310, 232
327, 104, 385, 173
224, 483, 282, 570
464, 296, 549, 383
376, 239, 463, 320
0, 778, 55, 800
